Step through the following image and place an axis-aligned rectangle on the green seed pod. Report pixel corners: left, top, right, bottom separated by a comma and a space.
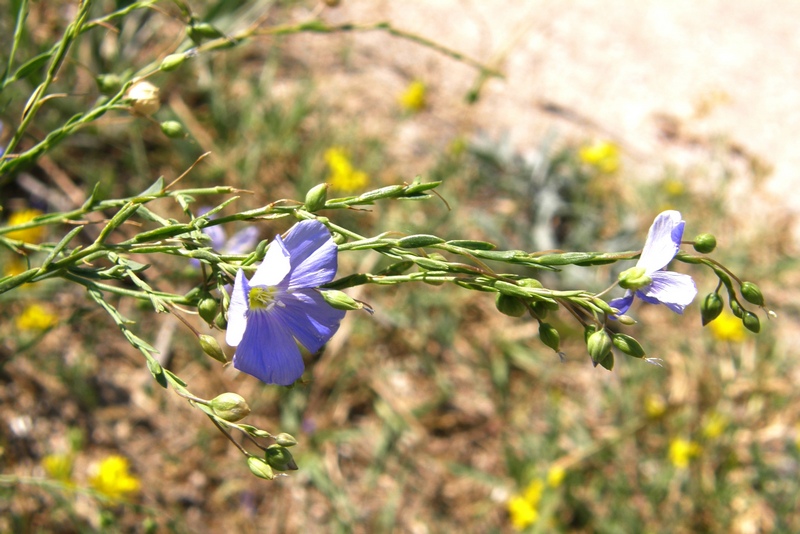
159, 53, 186, 72
693, 233, 717, 254
597, 351, 614, 371
198, 297, 218, 324
740, 282, 764, 306
319, 289, 363, 311
187, 21, 225, 44
742, 311, 761, 333
209, 392, 250, 422
247, 456, 275, 480
214, 312, 228, 330
616, 314, 637, 325
96, 73, 123, 94
265, 445, 298, 471
518, 278, 543, 289
199, 334, 228, 363
530, 301, 549, 319
396, 234, 445, 248
159, 120, 185, 138
612, 333, 646, 358
304, 183, 329, 212
274, 433, 298, 447
587, 329, 612, 364
730, 299, 743, 318
701, 292, 724, 326
538, 322, 561, 352
495, 293, 527, 317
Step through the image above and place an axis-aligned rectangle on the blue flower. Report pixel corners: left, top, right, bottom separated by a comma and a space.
196, 207, 260, 260
225, 220, 346, 385
610, 210, 697, 316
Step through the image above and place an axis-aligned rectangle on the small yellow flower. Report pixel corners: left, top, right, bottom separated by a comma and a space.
324, 147, 369, 193
508, 495, 539, 531
5, 209, 45, 243
662, 178, 685, 197
644, 394, 667, 419
42, 453, 74, 483
89, 455, 141, 501
669, 438, 701, 469
578, 141, 620, 174
546, 465, 566, 488
702, 412, 727, 440
16, 303, 58, 331
709, 311, 746, 343
399, 80, 427, 113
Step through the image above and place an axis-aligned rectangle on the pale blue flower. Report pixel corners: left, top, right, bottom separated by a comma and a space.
610, 210, 697, 316
226, 220, 345, 385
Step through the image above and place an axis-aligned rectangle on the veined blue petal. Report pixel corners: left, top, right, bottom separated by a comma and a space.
226, 269, 250, 346
274, 289, 345, 353
609, 291, 635, 316
225, 227, 260, 255
250, 236, 292, 287
233, 309, 304, 385
638, 210, 684, 274
281, 220, 339, 289
639, 271, 697, 314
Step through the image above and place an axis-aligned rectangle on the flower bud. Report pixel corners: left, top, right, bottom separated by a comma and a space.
247, 456, 275, 480
693, 233, 717, 254
742, 311, 760, 333
740, 282, 764, 306
538, 322, 561, 352
159, 120, 185, 138
126, 80, 160, 116
187, 22, 225, 44
160, 53, 186, 72
209, 392, 251, 422
618, 266, 652, 290
319, 289, 363, 311
265, 445, 298, 471
518, 278, 543, 289
214, 312, 228, 330
96, 74, 123, 94
198, 297, 218, 324
701, 292, 723, 326
274, 433, 298, 447
612, 333, 645, 358
495, 293, 527, 317
730, 300, 743, 318
304, 183, 329, 212
587, 329, 612, 364
616, 314, 637, 325
199, 334, 228, 363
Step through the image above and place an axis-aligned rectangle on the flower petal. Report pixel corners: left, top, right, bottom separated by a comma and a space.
225, 227, 260, 255
233, 309, 304, 385
637, 210, 684, 274
250, 235, 292, 287
225, 269, 250, 347
609, 291, 635, 316
274, 289, 345, 353
280, 220, 338, 289
639, 271, 698, 314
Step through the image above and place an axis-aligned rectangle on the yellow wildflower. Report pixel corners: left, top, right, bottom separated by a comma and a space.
709, 311, 746, 343
702, 412, 727, 440
507, 479, 544, 530
578, 141, 620, 174
42, 453, 74, 483
89, 455, 141, 501
644, 394, 667, 419
16, 303, 58, 331
399, 80, 427, 113
5, 209, 45, 243
324, 147, 368, 193
508, 496, 538, 531
546, 465, 566, 488
662, 178, 685, 197
669, 438, 701, 469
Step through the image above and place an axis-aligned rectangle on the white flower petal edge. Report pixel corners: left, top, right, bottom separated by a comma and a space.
638, 210, 684, 274
225, 269, 251, 347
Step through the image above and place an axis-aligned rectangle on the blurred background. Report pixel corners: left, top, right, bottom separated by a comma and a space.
1, 1, 798, 532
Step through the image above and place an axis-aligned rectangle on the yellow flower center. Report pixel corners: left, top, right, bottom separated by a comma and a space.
249, 286, 279, 311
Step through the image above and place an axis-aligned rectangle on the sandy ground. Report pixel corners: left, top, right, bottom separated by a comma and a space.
316, 0, 800, 244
